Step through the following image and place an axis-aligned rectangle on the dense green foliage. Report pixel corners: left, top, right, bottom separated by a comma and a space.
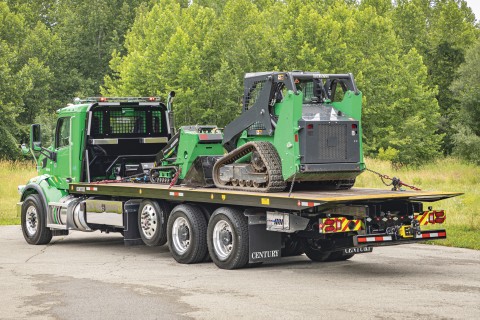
451, 39, 480, 164
0, 0, 479, 166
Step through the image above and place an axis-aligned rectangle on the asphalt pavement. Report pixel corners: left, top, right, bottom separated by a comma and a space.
1, 225, 479, 319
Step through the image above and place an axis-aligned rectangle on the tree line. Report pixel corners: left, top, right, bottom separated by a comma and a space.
1, 0, 479, 165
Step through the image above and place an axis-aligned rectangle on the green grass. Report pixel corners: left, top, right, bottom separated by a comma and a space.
0, 161, 36, 225
1, 158, 478, 249
357, 157, 480, 250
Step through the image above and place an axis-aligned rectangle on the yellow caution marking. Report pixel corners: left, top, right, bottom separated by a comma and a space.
210, 194, 214, 200
320, 217, 364, 233
221, 194, 226, 201
414, 210, 446, 225
139, 189, 142, 194
261, 198, 270, 205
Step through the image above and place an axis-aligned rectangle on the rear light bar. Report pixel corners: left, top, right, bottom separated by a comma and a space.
354, 229, 446, 246
319, 217, 364, 234
415, 210, 446, 225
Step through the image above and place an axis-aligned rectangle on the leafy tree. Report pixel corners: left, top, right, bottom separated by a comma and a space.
0, 3, 55, 158
104, 0, 445, 165
392, 0, 478, 153
450, 39, 480, 163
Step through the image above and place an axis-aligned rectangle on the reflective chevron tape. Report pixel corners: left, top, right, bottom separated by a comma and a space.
415, 211, 430, 225
415, 231, 446, 239
169, 192, 184, 197
297, 201, 321, 207
414, 211, 446, 225
319, 217, 365, 233
357, 235, 392, 243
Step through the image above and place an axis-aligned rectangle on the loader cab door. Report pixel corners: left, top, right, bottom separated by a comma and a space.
49, 116, 72, 189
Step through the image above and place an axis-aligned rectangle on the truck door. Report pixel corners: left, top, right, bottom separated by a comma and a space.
50, 116, 72, 189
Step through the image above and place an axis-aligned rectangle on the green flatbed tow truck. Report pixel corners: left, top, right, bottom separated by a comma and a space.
17, 78, 461, 269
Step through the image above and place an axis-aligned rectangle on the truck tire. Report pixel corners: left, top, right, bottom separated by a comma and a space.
21, 194, 52, 245
138, 200, 169, 246
207, 207, 249, 270
327, 251, 355, 261
302, 239, 331, 262
167, 204, 208, 264
282, 237, 304, 257
196, 204, 213, 262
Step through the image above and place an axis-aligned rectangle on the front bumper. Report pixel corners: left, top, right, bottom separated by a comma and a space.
353, 229, 447, 247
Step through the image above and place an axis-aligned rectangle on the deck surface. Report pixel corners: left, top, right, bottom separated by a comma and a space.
70, 182, 462, 210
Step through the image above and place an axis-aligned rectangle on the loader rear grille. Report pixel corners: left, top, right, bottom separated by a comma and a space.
299, 122, 353, 164
317, 124, 347, 161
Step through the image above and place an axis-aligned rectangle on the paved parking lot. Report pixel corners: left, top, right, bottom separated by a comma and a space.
1, 225, 479, 319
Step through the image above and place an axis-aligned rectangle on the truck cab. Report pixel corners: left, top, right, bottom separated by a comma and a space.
25, 96, 174, 189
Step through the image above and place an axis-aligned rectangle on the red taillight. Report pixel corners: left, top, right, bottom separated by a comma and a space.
325, 226, 335, 232
99, 97, 107, 102
428, 213, 435, 224
434, 210, 445, 224
307, 124, 314, 130
148, 97, 156, 101
352, 124, 357, 129
294, 134, 298, 142
324, 218, 337, 232
324, 219, 335, 226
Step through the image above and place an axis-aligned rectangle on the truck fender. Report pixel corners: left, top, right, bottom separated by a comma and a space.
20, 183, 49, 215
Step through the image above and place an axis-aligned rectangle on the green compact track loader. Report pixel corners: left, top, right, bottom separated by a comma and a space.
152, 71, 364, 192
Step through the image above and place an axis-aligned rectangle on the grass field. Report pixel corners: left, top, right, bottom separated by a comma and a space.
357, 158, 480, 250
1, 158, 478, 249
0, 161, 36, 225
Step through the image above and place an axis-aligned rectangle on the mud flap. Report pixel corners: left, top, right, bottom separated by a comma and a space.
123, 199, 143, 246
246, 213, 281, 263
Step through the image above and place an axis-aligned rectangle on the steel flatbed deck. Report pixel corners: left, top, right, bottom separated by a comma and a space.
69, 183, 462, 211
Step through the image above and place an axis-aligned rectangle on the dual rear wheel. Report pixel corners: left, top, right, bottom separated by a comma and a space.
166, 205, 249, 269
139, 201, 354, 268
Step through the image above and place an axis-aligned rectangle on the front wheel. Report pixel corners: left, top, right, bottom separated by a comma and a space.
167, 204, 208, 264
207, 207, 249, 270
21, 194, 52, 245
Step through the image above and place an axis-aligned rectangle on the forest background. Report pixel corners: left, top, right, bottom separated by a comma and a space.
1, 0, 479, 166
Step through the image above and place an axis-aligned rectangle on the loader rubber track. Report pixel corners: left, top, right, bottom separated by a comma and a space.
212, 141, 286, 193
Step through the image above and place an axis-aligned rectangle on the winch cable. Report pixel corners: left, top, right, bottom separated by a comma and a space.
365, 167, 421, 191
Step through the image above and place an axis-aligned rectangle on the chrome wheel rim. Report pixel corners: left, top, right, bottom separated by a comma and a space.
213, 220, 234, 261
140, 204, 158, 239
25, 206, 38, 236
172, 217, 190, 254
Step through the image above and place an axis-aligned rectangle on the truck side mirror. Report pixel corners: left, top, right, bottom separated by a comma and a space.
30, 124, 42, 152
